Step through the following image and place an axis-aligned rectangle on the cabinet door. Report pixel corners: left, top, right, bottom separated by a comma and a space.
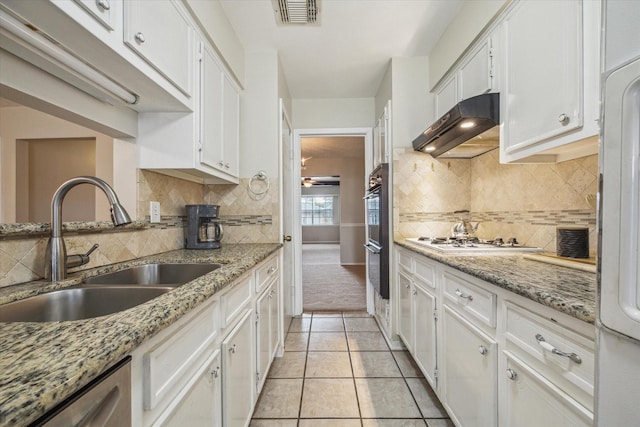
398, 271, 414, 353
256, 286, 271, 393
435, 74, 458, 118
413, 282, 437, 388
502, 353, 593, 427
222, 74, 240, 177
268, 283, 280, 360
502, 0, 582, 154
200, 43, 224, 171
153, 350, 222, 427
459, 37, 493, 100
442, 305, 497, 427
124, 0, 193, 96
222, 309, 255, 427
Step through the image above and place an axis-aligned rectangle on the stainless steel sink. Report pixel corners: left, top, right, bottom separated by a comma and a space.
0, 286, 172, 322
83, 263, 222, 287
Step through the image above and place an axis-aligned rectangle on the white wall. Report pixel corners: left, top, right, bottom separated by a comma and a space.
302, 155, 366, 264
0, 106, 136, 223
429, 0, 507, 89
375, 62, 393, 120
292, 98, 375, 129
390, 57, 432, 148
239, 50, 281, 179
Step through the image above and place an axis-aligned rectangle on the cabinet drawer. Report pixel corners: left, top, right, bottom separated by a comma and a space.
397, 248, 413, 272
414, 256, 435, 288
504, 302, 595, 411
443, 271, 496, 328
256, 254, 279, 294
502, 352, 593, 427
144, 301, 218, 410
221, 274, 252, 328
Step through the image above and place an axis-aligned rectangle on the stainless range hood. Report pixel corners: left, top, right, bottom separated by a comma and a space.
412, 93, 500, 158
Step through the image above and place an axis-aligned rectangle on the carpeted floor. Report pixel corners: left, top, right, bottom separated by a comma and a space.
302, 244, 367, 311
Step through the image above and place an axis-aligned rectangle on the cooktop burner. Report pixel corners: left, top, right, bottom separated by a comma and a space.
407, 236, 542, 254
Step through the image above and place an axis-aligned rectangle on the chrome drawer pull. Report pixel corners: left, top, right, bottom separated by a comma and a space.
455, 288, 473, 301
478, 345, 488, 355
535, 334, 582, 364
506, 369, 517, 380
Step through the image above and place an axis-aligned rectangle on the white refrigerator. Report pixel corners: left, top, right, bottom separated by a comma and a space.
597, 0, 640, 425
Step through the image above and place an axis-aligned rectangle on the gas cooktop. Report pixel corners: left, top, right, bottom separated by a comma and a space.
406, 237, 542, 254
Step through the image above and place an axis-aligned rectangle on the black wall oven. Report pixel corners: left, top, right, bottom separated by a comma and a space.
364, 163, 389, 299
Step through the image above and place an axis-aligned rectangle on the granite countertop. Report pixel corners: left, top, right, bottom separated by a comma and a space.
0, 243, 281, 426
396, 239, 596, 324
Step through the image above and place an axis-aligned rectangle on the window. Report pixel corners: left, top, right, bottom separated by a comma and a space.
301, 195, 336, 225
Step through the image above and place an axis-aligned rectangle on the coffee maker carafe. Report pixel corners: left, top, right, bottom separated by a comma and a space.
186, 205, 223, 249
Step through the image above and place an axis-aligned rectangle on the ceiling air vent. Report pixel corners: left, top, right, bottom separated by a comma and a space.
273, 0, 319, 25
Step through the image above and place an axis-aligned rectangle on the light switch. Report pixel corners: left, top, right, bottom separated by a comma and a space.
150, 201, 161, 223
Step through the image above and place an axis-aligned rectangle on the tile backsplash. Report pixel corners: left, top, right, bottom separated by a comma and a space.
394, 149, 598, 256
0, 171, 279, 288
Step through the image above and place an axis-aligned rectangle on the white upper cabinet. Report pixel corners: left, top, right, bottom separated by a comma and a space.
124, 0, 194, 97
500, 0, 600, 163
459, 37, 494, 100
434, 32, 495, 119
373, 100, 391, 168
434, 74, 458, 119
137, 38, 240, 185
200, 41, 240, 179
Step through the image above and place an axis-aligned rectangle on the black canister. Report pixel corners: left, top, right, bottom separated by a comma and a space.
556, 227, 589, 258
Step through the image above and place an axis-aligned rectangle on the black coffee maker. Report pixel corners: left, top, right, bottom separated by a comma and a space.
185, 205, 223, 249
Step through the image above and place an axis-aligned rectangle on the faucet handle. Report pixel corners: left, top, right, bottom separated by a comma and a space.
66, 244, 99, 269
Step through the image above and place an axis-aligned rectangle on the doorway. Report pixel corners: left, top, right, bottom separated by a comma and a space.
285, 130, 373, 314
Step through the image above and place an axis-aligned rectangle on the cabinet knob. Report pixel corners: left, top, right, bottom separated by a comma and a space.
412, 289, 417, 296
225, 162, 230, 169
96, 0, 111, 10
228, 344, 237, 354
405, 283, 410, 289
506, 369, 518, 380
558, 113, 570, 125
267, 266, 276, 274
210, 367, 220, 379
478, 345, 488, 355
218, 160, 225, 167
283, 235, 292, 242
134, 32, 146, 44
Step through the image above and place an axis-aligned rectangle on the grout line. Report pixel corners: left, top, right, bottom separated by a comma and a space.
342, 314, 365, 426
296, 316, 312, 421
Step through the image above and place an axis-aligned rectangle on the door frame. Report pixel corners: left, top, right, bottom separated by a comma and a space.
285, 126, 374, 315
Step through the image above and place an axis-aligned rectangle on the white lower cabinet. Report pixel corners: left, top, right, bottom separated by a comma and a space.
412, 281, 437, 388
441, 305, 497, 427
398, 271, 414, 354
130, 249, 283, 427
396, 250, 438, 388
222, 308, 255, 427
393, 244, 595, 427
501, 352, 593, 427
153, 350, 222, 427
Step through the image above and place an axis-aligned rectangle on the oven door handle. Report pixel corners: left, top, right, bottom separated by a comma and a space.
364, 243, 381, 254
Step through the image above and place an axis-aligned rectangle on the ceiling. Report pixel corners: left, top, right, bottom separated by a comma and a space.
219, 0, 463, 99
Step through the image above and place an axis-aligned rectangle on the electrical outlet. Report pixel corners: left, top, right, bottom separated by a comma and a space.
150, 201, 161, 223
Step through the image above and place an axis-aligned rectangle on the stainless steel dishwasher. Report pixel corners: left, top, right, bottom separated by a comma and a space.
31, 357, 131, 427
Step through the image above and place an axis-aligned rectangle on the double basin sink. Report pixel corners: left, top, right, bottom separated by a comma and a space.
0, 263, 222, 323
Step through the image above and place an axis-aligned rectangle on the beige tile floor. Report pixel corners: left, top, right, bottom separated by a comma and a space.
250, 312, 454, 427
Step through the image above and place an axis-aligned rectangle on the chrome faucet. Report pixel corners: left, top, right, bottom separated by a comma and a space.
46, 176, 132, 281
